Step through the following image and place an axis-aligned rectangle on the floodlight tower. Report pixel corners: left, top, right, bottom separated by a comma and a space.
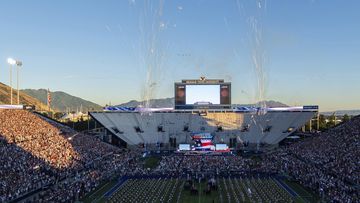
16, 60, 22, 104
7, 58, 16, 105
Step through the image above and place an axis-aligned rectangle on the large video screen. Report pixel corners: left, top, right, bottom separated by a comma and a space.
175, 82, 231, 109
175, 85, 186, 105
179, 144, 190, 151
191, 132, 215, 151
186, 85, 220, 105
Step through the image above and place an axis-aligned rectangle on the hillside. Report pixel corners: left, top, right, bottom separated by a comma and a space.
22, 89, 103, 112
118, 98, 175, 108
233, 100, 289, 108
321, 109, 360, 116
0, 82, 48, 110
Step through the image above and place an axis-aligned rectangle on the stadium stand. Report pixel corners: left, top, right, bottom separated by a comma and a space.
259, 115, 360, 202
0, 109, 142, 202
0, 109, 359, 202
90, 110, 315, 146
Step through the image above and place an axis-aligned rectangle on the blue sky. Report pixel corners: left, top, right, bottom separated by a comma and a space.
0, 0, 359, 111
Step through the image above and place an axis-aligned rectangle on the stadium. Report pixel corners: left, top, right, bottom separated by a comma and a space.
90, 79, 318, 149
0, 77, 359, 203
1, 1, 360, 203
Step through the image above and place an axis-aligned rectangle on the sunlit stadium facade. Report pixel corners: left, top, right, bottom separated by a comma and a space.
90, 79, 318, 149
90, 106, 317, 148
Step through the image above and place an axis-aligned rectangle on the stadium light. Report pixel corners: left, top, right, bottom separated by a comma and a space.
7, 58, 22, 105
7, 58, 16, 65
15, 60, 22, 105
7, 58, 15, 105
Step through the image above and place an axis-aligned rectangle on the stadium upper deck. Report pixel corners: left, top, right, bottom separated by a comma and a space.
90, 106, 317, 147
91, 79, 318, 147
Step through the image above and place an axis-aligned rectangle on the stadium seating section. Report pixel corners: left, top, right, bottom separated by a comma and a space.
90, 111, 315, 145
0, 109, 359, 203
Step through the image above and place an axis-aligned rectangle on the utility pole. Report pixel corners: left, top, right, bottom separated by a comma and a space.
317, 112, 320, 131
16, 61, 22, 105
10, 63, 13, 105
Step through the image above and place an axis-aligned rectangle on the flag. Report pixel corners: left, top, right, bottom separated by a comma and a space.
47, 89, 51, 111
200, 139, 213, 147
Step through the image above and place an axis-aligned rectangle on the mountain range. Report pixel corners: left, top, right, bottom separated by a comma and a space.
117, 97, 175, 108
116, 98, 288, 108
2, 85, 358, 115
117, 99, 360, 116
22, 89, 102, 112
321, 110, 360, 116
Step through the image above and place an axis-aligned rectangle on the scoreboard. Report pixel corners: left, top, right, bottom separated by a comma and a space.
175, 78, 231, 109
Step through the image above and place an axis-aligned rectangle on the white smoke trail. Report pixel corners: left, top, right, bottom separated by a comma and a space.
250, 0, 268, 150
137, 0, 167, 113
250, 0, 267, 112
235, 0, 268, 150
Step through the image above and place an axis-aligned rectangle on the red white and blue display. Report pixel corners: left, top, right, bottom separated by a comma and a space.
191, 132, 215, 151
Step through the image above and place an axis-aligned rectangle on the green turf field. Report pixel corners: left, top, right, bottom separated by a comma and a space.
283, 179, 321, 203
97, 177, 320, 203
81, 176, 321, 203
143, 156, 162, 169
81, 179, 117, 203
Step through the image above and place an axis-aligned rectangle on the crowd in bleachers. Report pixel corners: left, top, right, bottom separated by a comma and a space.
259, 115, 360, 203
0, 109, 359, 203
153, 116, 360, 202
0, 110, 142, 202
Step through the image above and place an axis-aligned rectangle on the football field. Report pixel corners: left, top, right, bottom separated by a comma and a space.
82, 176, 318, 203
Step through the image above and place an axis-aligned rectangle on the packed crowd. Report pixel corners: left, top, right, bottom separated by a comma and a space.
155, 155, 256, 176
154, 116, 360, 203
260, 115, 360, 203
0, 109, 359, 203
0, 110, 142, 202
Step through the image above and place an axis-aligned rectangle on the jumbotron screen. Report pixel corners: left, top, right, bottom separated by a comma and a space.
175, 80, 231, 109
186, 85, 220, 105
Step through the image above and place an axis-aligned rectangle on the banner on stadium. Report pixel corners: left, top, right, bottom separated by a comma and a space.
0, 105, 23, 109
103, 106, 174, 112
215, 144, 230, 152
233, 106, 318, 112
191, 132, 213, 140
